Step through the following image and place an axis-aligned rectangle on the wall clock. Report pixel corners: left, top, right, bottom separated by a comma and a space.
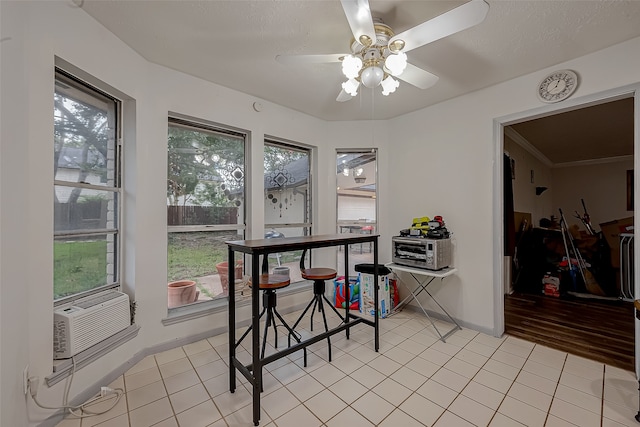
537, 69, 579, 103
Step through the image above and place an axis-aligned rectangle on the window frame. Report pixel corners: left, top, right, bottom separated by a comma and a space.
53, 68, 123, 306
264, 138, 313, 235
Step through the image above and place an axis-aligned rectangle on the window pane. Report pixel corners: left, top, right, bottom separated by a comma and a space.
54, 186, 118, 232
168, 231, 243, 304
336, 150, 378, 275
54, 78, 116, 187
168, 124, 245, 226
264, 143, 309, 224
54, 233, 117, 300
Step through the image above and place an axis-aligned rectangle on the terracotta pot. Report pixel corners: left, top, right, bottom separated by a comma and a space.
168, 280, 199, 308
215, 261, 243, 296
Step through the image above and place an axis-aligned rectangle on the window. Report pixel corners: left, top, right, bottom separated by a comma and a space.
264, 140, 312, 283
336, 149, 378, 275
54, 70, 122, 303
167, 117, 246, 309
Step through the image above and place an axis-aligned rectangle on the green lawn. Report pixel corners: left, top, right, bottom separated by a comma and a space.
54, 240, 107, 299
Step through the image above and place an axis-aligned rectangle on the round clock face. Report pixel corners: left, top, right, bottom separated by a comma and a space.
537, 70, 578, 103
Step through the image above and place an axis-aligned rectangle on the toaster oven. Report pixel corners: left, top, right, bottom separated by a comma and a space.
392, 236, 452, 270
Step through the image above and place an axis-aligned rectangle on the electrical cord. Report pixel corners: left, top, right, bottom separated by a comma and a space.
27, 357, 124, 419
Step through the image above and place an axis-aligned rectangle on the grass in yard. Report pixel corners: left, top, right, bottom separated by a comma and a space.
54, 240, 107, 299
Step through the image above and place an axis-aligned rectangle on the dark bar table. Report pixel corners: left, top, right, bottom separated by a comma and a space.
226, 233, 379, 426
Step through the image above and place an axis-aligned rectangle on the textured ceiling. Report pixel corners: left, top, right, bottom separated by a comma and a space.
77, 1, 638, 163
79, 0, 640, 122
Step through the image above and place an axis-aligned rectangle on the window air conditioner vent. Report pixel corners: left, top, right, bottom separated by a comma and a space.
53, 290, 130, 359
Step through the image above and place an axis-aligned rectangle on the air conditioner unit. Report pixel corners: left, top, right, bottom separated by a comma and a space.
53, 290, 130, 359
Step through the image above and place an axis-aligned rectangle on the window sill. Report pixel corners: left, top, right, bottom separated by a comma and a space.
46, 324, 140, 387
162, 280, 312, 326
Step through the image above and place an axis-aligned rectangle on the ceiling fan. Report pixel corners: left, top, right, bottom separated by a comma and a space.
276, 0, 489, 102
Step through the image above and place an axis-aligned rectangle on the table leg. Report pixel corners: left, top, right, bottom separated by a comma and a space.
250, 258, 262, 425
374, 240, 379, 352
228, 247, 236, 392
344, 244, 350, 340
403, 273, 461, 342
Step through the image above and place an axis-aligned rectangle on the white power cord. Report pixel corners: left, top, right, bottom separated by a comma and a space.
27, 357, 124, 419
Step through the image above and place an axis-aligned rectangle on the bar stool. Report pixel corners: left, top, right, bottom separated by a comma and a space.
289, 249, 343, 361
235, 273, 305, 361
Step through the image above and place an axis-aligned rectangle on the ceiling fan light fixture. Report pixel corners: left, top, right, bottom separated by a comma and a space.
384, 51, 407, 76
361, 66, 384, 88
342, 54, 363, 79
388, 39, 405, 53
381, 75, 399, 96
342, 78, 360, 96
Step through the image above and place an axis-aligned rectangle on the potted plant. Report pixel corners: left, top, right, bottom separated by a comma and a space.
168, 280, 199, 308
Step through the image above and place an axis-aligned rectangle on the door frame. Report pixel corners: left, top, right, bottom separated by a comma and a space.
492, 84, 640, 337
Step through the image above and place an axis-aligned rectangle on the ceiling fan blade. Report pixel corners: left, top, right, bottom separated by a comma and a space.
276, 54, 344, 65
336, 88, 353, 102
340, 0, 376, 46
397, 63, 439, 89
390, 0, 489, 53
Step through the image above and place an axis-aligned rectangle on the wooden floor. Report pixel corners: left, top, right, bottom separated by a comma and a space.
505, 292, 635, 372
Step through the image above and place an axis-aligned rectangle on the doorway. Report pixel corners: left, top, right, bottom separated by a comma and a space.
496, 91, 637, 371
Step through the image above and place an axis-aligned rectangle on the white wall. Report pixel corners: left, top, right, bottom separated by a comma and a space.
2, 1, 640, 426
388, 37, 640, 334
0, 2, 375, 426
552, 159, 634, 231
505, 136, 553, 226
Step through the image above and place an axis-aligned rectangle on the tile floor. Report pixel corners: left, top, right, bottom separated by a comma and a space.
55, 306, 640, 427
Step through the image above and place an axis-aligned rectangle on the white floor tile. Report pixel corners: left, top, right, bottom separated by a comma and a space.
351, 390, 396, 425
305, 389, 347, 423
372, 377, 413, 406
52, 310, 640, 427
507, 381, 553, 412
399, 393, 446, 426
325, 406, 374, 427
378, 408, 426, 427
498, 395, 547, 427
448, 394, 496, 426
416, 379, 459, 408
285, 373, 325, 402
174, 400, 222, 427
430, 367, 470, 393
461, 381, 505, 410
549, 397, 601, 427
274, 404, 322, 427
433, 410, 476, 427
489, 412, 526, 426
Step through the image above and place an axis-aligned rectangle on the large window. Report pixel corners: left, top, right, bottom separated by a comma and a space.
264, 140, 311, 283
54, 70, 121, 303
336, 149, 378, 275
167, 117, 246, 309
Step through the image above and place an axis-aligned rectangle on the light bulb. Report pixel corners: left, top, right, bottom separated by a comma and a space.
361, 66, 384, 88
381, 76, 399, 96
385, 52, 407, 76
342, 78, 359, 96
342, 55, 363, 79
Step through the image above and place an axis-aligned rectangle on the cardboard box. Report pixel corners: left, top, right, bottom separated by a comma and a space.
359, 272, 390, 318
599, 217, 633, 268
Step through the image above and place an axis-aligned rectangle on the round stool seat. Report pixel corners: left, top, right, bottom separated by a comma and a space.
257, 274, 290, 290
301, 267, 337, 281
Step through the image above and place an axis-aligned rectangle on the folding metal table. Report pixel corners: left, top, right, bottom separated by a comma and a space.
385, 262, 461, 342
